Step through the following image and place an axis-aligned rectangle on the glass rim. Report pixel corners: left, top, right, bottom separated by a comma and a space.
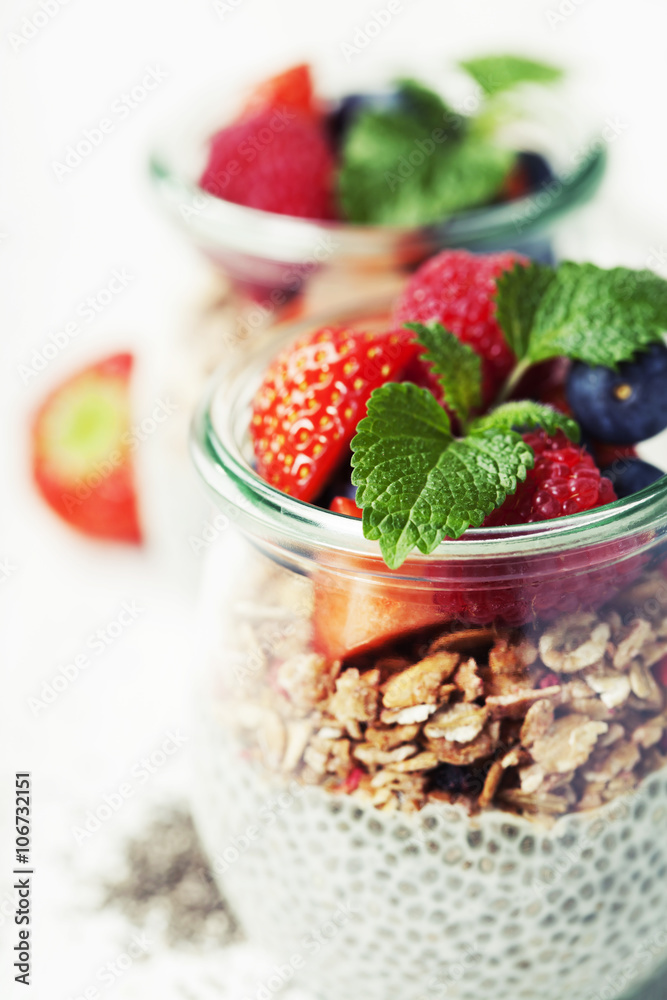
148, 81, 607, 262
190, 298, 667, 567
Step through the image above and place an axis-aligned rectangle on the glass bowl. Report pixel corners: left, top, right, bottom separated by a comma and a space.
189, 302, 667, 1000
149, 75, 606, 312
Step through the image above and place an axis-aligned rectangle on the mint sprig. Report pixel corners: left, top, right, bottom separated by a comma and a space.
471, 401, 580, 442
494, 261, 667, 399
406, 321, 482, 424
351, 383, 533, 568
459, 55, 563, 97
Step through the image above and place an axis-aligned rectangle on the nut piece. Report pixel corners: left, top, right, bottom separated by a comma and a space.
539, 613, 610, 673
520, 700, 555, 747
487, 685, 561, 720
365, 725, 420, 750
382, 653, 459, 709
584, 669, 632, 709
353, 743, 417, 767
613, 618, 654, 670
629, 662, 663, 707
425, 725, 500, 766
277, 653, 338, 709
424, 703, 489, 743
530, 714, 608, 774
454, 658, 484, 702
380, 703, 439, 725
583, 740, 641, 783
329, 668, 379, 726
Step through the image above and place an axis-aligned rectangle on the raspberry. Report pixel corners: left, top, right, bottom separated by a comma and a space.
200, 109, 336, 220
393, 249, 526, 405
430, 431, 642, 628
484, 430, 617, 526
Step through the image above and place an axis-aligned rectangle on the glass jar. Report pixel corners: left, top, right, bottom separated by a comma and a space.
190, 306, 667, 1000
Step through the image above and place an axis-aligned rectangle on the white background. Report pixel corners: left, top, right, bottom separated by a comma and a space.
2, 0, 667, 997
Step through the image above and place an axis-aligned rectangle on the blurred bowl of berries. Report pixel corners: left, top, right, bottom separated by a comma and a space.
149, 56, 606, 314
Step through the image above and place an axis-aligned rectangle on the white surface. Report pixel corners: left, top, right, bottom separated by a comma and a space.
2, 1, 667, 998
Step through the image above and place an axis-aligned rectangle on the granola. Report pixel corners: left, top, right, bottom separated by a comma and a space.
221, 564, 667, 824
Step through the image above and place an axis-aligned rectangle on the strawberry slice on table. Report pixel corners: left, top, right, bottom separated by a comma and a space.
239, 63, 317, 119
250, 326, 418, 502
31, 353, 142, 544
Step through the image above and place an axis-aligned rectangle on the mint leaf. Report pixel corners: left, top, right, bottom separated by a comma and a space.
338, 80, 514, 226
460, 55, 563, 97
494, 261, 556, 360
406, 321, 482, 424
526, 263, 667, 367
471, 401, 580, 442
351, 383, 533, 568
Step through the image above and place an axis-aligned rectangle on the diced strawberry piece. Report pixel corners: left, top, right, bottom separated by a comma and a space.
250, 326, 418, 502
330, 496, 362, 518
31, 353, 142, 544
313, 555, 445, 661
338, 767, 364, 793
239, 63, 317, 119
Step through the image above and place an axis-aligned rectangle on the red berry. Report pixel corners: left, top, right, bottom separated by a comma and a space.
393, 250, 527, 406
484, 430, 617, 527
330, 496, 362, 518
239, 63, 317, 119
200, 109, 336, 220
251, 326, 418, 502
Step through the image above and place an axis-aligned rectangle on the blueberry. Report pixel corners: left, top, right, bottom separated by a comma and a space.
602, 457, 664, 498
429, 764, 478, 795
566, 343, 667, 444
327, 90, 402, 148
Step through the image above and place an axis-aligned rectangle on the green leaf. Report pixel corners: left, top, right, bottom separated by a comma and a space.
494, 261, 556, 360
338, 80, 514, 226
351, 383, 533, 568
460, 54, 563, 97
527, 263, 667, 367
471, 401, 580, 442
406, 321, 482, 424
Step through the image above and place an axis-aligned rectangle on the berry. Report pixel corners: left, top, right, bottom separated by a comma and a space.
239, 63, 316, 119
330, 496, 362, 518
602, 457, 663, 498
393, 250, 527, 405
200, 109, 336, 220
484, 430, 616, 526
328, 89, 401, 148
566, 343, 667, 444
32, 353, 142, 544
251, 326, 417, 502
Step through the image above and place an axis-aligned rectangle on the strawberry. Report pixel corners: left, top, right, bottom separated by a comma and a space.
330, 496, 362, 518
32, 353, 142, 544
239, 63, 317, 119
394, 249, 527, 406
250, 326, 418, 502
200, 108, 336, 220
313, 556, 444, 661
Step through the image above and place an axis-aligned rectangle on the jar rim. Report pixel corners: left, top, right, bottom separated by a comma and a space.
190, 300, 667, 566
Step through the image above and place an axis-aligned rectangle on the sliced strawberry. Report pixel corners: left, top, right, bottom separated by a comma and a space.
32, 353, 142, 544
313, 557, 444, 661
251, 326, 418, 502
330, 496, 362, 518
239, 63, 317, 119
